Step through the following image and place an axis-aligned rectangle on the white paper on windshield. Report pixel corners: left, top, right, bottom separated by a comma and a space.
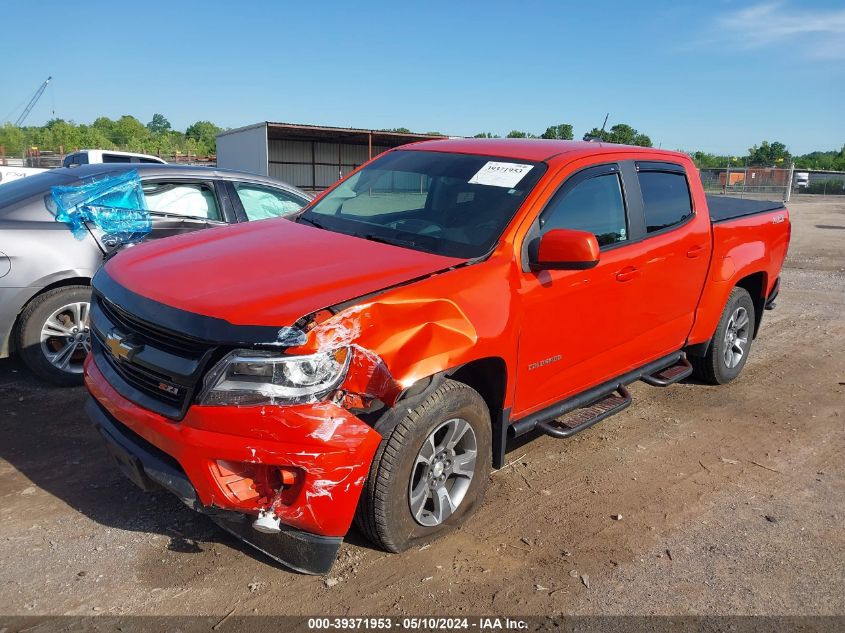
468, 161, 533, 188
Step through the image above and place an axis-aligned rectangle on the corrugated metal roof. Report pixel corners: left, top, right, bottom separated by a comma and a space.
217, 121, 448, 146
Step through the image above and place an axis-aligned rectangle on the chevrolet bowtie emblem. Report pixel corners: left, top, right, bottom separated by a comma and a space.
105, 330, 141, 361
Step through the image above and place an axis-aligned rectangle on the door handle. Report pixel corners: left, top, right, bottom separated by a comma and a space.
615, 266, 639, 282
687, 244, 705, 258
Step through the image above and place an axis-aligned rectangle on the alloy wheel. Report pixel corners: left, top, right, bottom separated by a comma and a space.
723, 306, 750, 369
39, 301, 91, 374
408, 418, 478, 527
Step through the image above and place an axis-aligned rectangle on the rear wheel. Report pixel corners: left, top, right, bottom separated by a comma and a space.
16, 285, 92, 386
355, 379, 491, 552
691, 287, 755, 385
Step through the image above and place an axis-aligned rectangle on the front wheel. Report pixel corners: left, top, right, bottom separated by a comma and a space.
691, 286, 756, 385
355, 379, 491, 552
16, 285, 92, 386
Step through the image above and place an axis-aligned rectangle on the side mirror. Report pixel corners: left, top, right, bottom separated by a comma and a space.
529, 228, 600, 271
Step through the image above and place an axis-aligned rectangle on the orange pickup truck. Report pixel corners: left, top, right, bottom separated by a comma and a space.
84, 139, 790, 574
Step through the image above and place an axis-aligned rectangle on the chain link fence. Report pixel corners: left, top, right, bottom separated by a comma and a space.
699, 166, 792, 201
699, 166, 845, 202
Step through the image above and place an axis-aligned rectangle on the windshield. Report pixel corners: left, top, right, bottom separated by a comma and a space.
298, 150, 546, 258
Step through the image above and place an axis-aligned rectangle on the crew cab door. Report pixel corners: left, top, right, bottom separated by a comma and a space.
513, 159, 711, 418
625, 161, 711, 357
514, 162, 647, 416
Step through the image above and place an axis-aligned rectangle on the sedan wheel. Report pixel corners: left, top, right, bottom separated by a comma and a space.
40, 301, 91, 374
17, 285, 93, 386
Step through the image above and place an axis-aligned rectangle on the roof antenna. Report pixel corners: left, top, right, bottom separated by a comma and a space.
598, 113, 609, 141
585, 113, 609, 142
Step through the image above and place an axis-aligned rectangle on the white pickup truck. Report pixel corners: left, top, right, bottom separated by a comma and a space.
62, 149, 166, 167
1, 150, 167, 186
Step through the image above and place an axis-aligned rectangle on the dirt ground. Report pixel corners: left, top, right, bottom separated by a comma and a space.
1, 197, 843, 618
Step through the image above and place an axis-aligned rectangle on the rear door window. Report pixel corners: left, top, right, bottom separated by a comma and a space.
141, 182, 222, 221
541, 172, 628, 247
102, 154, 132, 163
0, 170, 78, 210
638, 171, 693, 233
233, 182, 308, 220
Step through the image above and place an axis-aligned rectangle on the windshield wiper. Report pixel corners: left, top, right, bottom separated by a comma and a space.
297, 214, 326, 230
359, 233, 417, 249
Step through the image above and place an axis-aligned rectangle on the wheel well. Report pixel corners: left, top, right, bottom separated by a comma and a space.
736, 272, 766, 338
5, 277, 91, 356
447, 357, 508, 469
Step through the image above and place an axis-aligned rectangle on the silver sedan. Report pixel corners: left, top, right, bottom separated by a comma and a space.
0, 163, 310, 385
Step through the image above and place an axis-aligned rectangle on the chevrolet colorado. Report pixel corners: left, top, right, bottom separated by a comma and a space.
84, 139, 790, 574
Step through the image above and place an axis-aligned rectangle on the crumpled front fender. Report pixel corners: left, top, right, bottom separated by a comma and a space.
289, 297, 479, 406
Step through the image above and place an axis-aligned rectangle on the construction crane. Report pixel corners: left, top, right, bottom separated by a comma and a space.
14, 76, 52, 127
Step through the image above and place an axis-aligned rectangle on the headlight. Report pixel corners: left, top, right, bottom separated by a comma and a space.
197, 348, 350, 406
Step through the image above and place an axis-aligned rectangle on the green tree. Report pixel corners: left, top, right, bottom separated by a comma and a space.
77, 124, 114, 150
689, 151, 732, 169
747, 141, 791, 166
582, 123, 652, 147
506, 130, 535, 138
0, 123, 26, 155
112, 115, 149, 147
794, 145, 845, 171
147, 113, 171, 135
185, 120, 222, 154
384, 127, 412, 134
473, 132, 498, 138
91, 116, 116, 141
540, 123, 574, 140
582, 127, 605, 140
43, 118, 82, 152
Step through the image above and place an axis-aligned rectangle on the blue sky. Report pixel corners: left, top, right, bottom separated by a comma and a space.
3, 0, 843, 155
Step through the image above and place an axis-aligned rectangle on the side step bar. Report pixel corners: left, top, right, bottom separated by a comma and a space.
640, 357, 693, 387
537, 386, 631, 438
510, 351, 688, 440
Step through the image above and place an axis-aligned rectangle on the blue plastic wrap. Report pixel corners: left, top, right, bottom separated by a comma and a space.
52, 169, 151, 243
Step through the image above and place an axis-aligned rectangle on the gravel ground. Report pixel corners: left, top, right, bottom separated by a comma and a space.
0, 197, 842, 619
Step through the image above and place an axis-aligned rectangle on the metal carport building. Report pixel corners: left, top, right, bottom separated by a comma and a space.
216, 122, 445, 192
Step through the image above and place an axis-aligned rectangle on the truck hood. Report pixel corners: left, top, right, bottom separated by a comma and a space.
103, 219, 464, 327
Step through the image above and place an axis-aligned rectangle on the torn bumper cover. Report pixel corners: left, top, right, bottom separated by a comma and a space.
84, 355, 381, 575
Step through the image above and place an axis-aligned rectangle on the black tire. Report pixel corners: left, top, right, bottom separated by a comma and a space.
16, 285, 92, 387
355, 379, 492, 552
691, 287, 756, 385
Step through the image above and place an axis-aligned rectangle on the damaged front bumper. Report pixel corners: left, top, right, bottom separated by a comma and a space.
84, 355, 381, 575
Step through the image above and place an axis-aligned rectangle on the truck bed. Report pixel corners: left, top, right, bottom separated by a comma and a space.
706, 194, 785, 223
